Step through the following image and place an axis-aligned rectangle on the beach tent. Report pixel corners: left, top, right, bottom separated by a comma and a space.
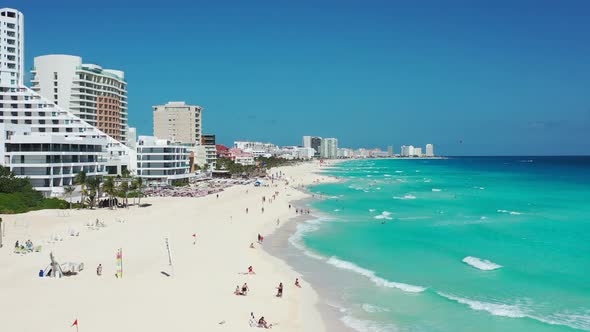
43, 252, 64, 278
254, 180, 264, 186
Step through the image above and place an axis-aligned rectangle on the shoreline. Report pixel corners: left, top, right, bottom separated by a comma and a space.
0, 161, 341, 332
262, 160, 363, 332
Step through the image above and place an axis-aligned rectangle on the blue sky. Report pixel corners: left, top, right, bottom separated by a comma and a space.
5, 0, 590, 155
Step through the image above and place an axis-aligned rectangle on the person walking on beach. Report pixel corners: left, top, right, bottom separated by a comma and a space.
96, 264, 102, 276
242, 283, 249, 295
246, 207, 249, 214
276, 282, 283, 297
295, 278, 301, 288
261, 207, 265, 214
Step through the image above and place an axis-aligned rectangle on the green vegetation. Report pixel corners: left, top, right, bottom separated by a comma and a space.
0, 166, 68, 214
215, 156, 301, 177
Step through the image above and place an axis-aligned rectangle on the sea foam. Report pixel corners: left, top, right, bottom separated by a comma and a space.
393, 194, 416, 200
326, 257, 426, 293
462, 256, 502, 270
437, 292, 527, 318
497, 209, 522, 215
341, 315, 398, 332
361, 303, 390, 313
437, 293, 590, 330
374, 211, 393, 220
288, 219, 325, 260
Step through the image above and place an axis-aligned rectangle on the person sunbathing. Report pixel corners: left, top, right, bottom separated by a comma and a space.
234, 285, 241, 295
258, 316, 272, 329
250, 243, 255, 249
248, 266, 255, 274
295, 278, 301, 288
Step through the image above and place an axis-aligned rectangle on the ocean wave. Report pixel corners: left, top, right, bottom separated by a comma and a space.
393, 194, 416, 200
462, 256, 502, 271
432, 188, 442, 192
362, 303, 390, 313
288, 219, 325, 260
535, 311, 590, 331
474, 186, 485, 190
497, 209, 522, 215
369, 209, 376, 213
384, 174, 392, 177
395, 170, 403, 173
334, 209, 341, 212
374, 211, 393, 220
326, 257, 426, 293
438, 293, 590, 330
438, 292, 527, 318
424, 179, 431, 183
341, 315, 398, 332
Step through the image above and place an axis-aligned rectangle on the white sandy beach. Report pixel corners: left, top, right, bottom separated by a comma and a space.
0, 161, 337, 332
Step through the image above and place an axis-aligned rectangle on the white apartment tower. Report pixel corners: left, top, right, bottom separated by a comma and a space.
320, 138, 338, 159
31, 55, 128, 142
136, 136, 191, 185
153, 101, 202, 145
425, 144, 434, 157
0, 9, 134, 196
0, 9, 24, 86
401, 145, 415, 157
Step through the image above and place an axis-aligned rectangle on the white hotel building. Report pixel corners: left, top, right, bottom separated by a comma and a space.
136, 136, 191, 186
31, 54, 128, 142
0, 8, 133, 196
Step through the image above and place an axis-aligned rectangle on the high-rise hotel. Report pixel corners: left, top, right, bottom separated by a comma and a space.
31, 55, 128, 142
0, 8, 133, 196
0, 9, 24, 86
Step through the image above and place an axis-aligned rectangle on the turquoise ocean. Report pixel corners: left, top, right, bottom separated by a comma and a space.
293, 157, 590, 332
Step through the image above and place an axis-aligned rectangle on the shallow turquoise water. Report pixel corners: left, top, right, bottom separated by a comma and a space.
299, 157, 590, 332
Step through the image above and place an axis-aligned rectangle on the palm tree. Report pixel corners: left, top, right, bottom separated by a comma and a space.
85, 176, 102, 209
132, 177, 144, 206
74, 171, 87, 209
121, 168, 131, 179
102, 177, 116, 209
63, 185, 76, 210
118, 181, 130, 208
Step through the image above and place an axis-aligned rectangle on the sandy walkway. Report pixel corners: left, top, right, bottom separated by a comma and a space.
0, 161, 336, 332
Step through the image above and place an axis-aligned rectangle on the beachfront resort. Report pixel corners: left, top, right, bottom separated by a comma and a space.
0, 6, 440, 332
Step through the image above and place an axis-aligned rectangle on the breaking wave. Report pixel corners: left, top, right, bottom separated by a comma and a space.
326, 257, 426, 293
462, 256, 502, 271
341, 315, 398, 332
497, 209, 522, 215
393, 194, 416, 200
438, 292, 527, 318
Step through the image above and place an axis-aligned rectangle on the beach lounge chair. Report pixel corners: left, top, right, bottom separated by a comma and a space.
34, 245, 42, 252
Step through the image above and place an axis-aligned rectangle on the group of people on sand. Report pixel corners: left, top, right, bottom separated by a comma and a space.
235, 283, 249, 296
14, 240, 35, 252
14, 239, 34, 251
295, 208, 310, 215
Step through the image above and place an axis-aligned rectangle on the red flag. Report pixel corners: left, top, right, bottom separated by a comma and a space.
72, 319, 78, 327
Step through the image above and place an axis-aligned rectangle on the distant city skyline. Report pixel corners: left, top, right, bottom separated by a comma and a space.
4, 0, 590, 155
